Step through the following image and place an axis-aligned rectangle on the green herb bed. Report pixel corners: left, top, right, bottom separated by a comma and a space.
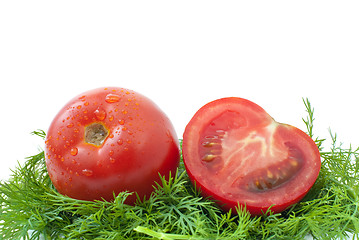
1, 100, 358, 240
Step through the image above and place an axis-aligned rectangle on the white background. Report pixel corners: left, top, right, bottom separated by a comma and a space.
0, 1, 358, 182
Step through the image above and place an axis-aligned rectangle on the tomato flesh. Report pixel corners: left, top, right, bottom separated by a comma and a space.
45, 87, 180, 204
183, 97, 321, 216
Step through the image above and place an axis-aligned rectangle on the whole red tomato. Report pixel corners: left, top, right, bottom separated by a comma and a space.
182, 97, 321, 216
45, 87, 180, 204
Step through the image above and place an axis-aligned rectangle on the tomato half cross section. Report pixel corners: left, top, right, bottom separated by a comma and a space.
182, 97, 321, 216
45, 87, 180, 204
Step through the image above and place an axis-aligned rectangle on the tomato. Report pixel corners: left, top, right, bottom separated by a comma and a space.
182, 97, 321, 216
45, 87, 180, 204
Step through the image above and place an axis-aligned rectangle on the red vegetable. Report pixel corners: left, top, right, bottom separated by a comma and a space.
182, 97, 321, 215
45, 87, 180, 204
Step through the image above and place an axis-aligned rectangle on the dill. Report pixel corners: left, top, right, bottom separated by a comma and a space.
1, 99, 358, 239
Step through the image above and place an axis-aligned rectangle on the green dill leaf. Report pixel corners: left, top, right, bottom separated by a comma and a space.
31, 129, 46, 140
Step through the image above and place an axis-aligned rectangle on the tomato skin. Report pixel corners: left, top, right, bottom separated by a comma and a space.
45, 87, 180, 204
183, 97, 321, 216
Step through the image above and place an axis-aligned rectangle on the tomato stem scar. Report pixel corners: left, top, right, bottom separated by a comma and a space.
85, 123, 109, 146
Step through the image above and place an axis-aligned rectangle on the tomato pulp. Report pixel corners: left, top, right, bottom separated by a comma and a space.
182, 97, 321, 216
45, 87, 180, 204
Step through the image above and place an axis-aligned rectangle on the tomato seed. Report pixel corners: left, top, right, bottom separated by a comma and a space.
202, 154, 216, 162
289, 159, 299, 167
202, 142, 215, 147
267, 170, 273, 179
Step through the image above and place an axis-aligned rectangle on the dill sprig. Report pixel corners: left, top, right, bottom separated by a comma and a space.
1, 99, 359, 239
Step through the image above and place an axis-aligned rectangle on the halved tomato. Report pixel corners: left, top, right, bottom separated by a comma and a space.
182, 97, 321, 216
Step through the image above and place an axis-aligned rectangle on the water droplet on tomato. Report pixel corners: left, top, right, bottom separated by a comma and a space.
94, 107, 106, 120
82, 169, 93, 177
109, 150, 114, 156
118, 119, 125, 125
70, 147, 78, 156
117, 139, 123, 145
105, 93, 121, 103
67, 123, 74, 128
110, 157, 115, 163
